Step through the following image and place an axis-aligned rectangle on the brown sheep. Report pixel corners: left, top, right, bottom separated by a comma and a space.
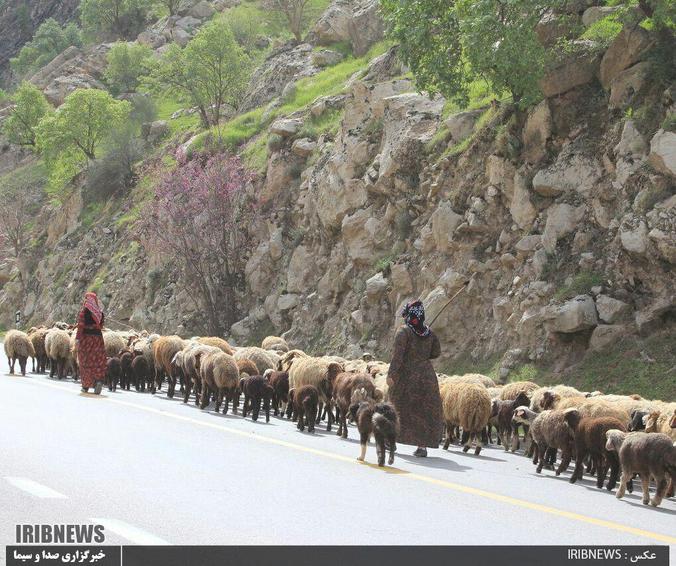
499, 380, 539, 401
441, 381, 492, 454
199, 351, 240, 413
522, 409, 574, 475
644, 408, 676, 442
261, 335, 289, 352
292, 384, 319, 433
152, 335, 186, 396
180, 344, 219, 405
236, 358, 259, 378
28, 327, 49, 373
106, 356, 122, 392
196, 336, 234, 355
348, 400, 398, 467
288, 356, 343, 431
119, 349, 133, 390
265, 370, 289, 416
606, 430, 675, 507
103, 331, 126, 358
240, 375, 274, 422
333, 372, 377, 439
45, 328, 71, 379
131, 354, 151, 392
491, 391, 531, 452
563, 410, 626, 490
4, 330, 36, 376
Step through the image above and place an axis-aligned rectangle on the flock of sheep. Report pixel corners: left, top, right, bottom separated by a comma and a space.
3, 325, 676, 506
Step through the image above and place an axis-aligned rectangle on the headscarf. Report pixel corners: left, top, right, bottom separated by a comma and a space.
82, 291, 103, 325
401, 300, 430, 337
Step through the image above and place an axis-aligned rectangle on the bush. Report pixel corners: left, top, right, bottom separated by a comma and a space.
104, 42, 154, 94
80, 0, 156, 40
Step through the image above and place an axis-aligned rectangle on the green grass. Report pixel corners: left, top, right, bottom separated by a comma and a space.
0, 160, 47, 197
155, 96, 200, 136
241, 135, 269, 172
580, 14, 623, 48
554, 271, 604, 301
298, 108, 343, 139
438, 352, 503, 380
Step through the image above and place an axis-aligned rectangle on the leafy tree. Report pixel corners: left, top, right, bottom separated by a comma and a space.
104, 41, 154, 94
10, 18, 82, 77
36, 89, 131, 161
139, 152, 256, 334
80, 0, 156, 40
263, 0, 313, 42
161, 0, 183, 16
146, 20, 250, 127
3, 82, 52, 147
380, 0, 556, 107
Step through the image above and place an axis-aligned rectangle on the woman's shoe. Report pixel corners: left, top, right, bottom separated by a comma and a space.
413, 447, 427, 457
94, 382, 103, 395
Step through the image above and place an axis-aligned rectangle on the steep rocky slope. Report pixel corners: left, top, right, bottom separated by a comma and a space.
0, 0, 674, 396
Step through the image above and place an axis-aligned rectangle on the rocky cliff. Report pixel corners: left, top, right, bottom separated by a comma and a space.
0, 0, 674, 393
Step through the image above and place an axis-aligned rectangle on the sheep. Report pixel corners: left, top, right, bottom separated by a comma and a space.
373, 373, 389, 401
277, 349, 308, 372
106, 356, 122, 392
499, 380, 539, 400
195, 336, 234, 355
28, 327, 49, 373
119, 349, 134, 390
261, 335, 289, 353
69, 332, 79, 380
292, 385, 319, 433
103, 331, 126, 358
240, 375, 274, 422
441, 381, 492, 454
333, 372, 377, 439
4, 330, 35, 376
606, 430, 675, 507
199, 351, 240, 414
629, 408, 650, 432
45, 328, 72, 379
530, 385, 584, 412
491, 391, 531, 451
287, 356, 343, 431
236, 358, 259, 378
542, 394, 630, 424
152, 335, 186, 396
264, 369, 289, 416
234, 347, 280, 374
515, 409, 574, 475
180, 344, 219, 405
563, 410, 626, 490
131, 355, 151, 392
349, 400, 398, 467
644, 408, 676, 442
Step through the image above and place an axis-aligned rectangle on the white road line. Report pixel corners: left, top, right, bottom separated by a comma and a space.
90, 518, 170, 545
5, 477, 67, 499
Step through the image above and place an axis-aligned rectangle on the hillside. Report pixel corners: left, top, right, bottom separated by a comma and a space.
0, 0, 674, 399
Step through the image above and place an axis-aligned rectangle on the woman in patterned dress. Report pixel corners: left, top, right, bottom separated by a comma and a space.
75, 292, 107, 395
387, 300, 443, 458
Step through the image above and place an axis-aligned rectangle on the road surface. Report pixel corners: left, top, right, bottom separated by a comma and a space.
1, 348, 674, 561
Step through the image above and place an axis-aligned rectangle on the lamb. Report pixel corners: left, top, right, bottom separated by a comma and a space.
644, 408, 676, 442
28, 327, 49, 373
45, 328, 72, 379
4, 330, 35, 376
441, 381, 492, 454
277, 349, 308, 372
119, 349, 134, 390
103, 331, 126, 358
563, 410, 626, 490
264, 370, 289, 416
195, 336, 234, 355
516, 409, 574, 475
180, 344, 219, 405
606, 430, 675, 507
499, 380, 539, 401
152, 335, 186, 396
492, 391, 531, 451
199, 351, 240, 414
628, 409, 650, 432
240, 375, 274, 422
236, 358, 259, 378
233, 347, 280, 374
292, 384, 319, 433
530, 385, 584, 412
131, 354, 151, 392
287, 356, 343, 431
349, 400, 398, 467
106, 356, 122, 392
261, 335, 289, 353
333, 372, 377, 439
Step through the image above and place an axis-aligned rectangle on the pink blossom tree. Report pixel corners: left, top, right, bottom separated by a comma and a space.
139, 152, 256, 335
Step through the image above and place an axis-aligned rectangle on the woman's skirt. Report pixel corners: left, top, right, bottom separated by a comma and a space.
78, 334, 107, 389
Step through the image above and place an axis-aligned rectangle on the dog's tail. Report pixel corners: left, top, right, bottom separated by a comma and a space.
372, 404, 397, 436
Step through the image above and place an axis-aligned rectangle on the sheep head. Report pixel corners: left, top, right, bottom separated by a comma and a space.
512, 406, 533, 425
643, 411, 661, 433
605, 429, 626, 452
563, 408, 581, 430
628, 409, 647, 432
541, 390, 560, 410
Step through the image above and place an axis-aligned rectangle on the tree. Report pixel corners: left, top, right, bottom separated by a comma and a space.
3, 82, 52, 147
380, 0, 556, 107
263, 0, 313, 42
80, 0, 156, 40
104, 41, 154, 94
10, 18, 82, 78
161, 0, 183, 16
139, 152, 256, 334
146, 20, 250, 127
36, 88, 131, 162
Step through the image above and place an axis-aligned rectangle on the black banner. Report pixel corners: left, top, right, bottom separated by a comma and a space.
7, 545, 669, 566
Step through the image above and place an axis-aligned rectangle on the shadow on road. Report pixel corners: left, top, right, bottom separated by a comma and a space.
397, 453, 472, 473
442, 448, 506, 463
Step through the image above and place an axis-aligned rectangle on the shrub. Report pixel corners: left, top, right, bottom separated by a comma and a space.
104, 42, 154, 94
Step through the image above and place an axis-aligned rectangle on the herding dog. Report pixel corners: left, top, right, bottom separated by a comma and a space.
349, 401, 398, 467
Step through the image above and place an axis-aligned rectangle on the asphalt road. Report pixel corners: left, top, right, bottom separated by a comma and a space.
1, 348, 674, 561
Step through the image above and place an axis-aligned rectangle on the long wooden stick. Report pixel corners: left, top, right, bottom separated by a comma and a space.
428, 280, 470, 327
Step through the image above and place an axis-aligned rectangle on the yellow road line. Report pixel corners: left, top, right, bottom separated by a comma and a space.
15, 376, 676, 545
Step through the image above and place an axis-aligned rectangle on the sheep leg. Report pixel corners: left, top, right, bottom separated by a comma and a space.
532, 442, 539, 465
19, 356, 27, 376
215, 390, 223, 413
200, 386, 211, 410
242, 395, 249, 418
606, 453, 620, 491
510, 425, 520, 453
316, 402, 323, 424
570, 455, 584, 484
297, 407, 304, 431
474, 433, 482, 455
233, 391, 240, 414
596, 456, 608, 489
326, 401, 333, 432
264, 396, 270, 423
375, 432, 386, 467
461, 430, 471, 453
388, 434, 396, 465
556, 449, 571, 476
357, 433, 368, 462
308, 403, 317, 433
640, 474, 651, 505
252, 398, 261, 422
650, 475, 668, 507
536, 444, 547, 473
443, 423, 452, 450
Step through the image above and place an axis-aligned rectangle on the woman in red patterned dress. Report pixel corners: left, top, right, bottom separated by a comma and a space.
76, 292, 107, 395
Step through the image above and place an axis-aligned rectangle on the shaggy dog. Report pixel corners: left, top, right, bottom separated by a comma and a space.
349, 401, 398, 467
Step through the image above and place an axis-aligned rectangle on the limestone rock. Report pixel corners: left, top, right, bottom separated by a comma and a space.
311, 49, 343, 67
589, 324, 628, 351
277, 294, 300, 311
175, 15, 201, 32
365, 272, 388, 302
142, 120, 169, 144
648, 228, 676, 264
615, 120, 647, 158
532, 148, 602, 197
595, 295, 631, 324
620, 220, 649, 255
608, 61, 651, 110
341, 207, 383, 265
515, 235, 542, 254
310, 0, 353, 45
600, 26, 654, 89
648, 129, 676, 178
348, 0, 385, 56
291, 138, 317, 157
542, 203, 586, 253
546, 295, 598, 333
431, 201, 462, 253
510, 172, 537, 229
171, 27, 191, 47
582, 6, 620, 27
189, 1, 215, 19
286, 245, 315, 294
522, 100, 552, 163
390, 264, 413, 296
541, 42, 600, 97
444, 109, 482, 145
137, 30, 166, 48
271, 118, 303, 137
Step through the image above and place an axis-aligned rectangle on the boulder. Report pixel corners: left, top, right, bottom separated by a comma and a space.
286, 245, 315, 293
536, 11, 578, 46
509, 172, 537, 230
532, 148, 603, 197
142, 120, 170, 144
341, 207, 383, 265
648, 129, 676, 178
542, 203, 586, 253
541, 42, 600, 97
390, 263, 412, 296
42, 73, 106, 107
311, 0, 353, 45
582, 5, 620, 27
291, 138, 317, 157
608, 61, 651, 110
600, 26, 654, 89
277, 294, 300, 311
444, 109, 482, 145
615, 120, 647, 158
137, 30, 166, 48
175, 15, 201, 32
648, 228, 676, 264
522, 100, 552, 163
515, 235, 542, 254
172, 27, 191, 47
189, 0, 215, 19
348, 0, 385, 56
262, 151, 298, 201
431, 201, 462, 253
311, 49, 343, 67
546, 295, 598, 333
365, 272, 388, 302
635, 296, 674, 335
620, 220, 649, 255
589, 324, 628, 351
270, 118, 303, 137
595, 295, 631, 324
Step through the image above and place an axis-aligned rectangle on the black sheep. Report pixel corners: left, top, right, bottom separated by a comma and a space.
106, 357, 122, 392
240, 375, 274, 422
